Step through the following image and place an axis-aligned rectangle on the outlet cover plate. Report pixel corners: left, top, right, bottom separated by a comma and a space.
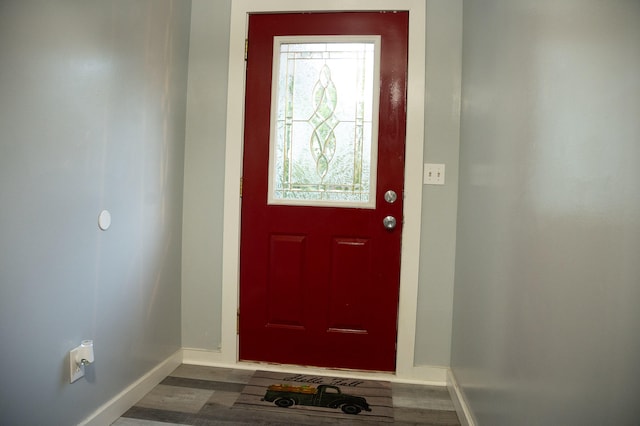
69, 347, 84, 383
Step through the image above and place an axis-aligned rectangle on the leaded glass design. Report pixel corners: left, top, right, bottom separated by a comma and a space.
268, 36, 380, 208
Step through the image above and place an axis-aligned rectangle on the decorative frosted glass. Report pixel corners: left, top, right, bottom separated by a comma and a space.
268, 37, 380, 208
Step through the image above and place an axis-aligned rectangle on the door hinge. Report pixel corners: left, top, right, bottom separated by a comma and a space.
240, 177, 243, 198
244, 38, 248, 61
237, 309, 240, 335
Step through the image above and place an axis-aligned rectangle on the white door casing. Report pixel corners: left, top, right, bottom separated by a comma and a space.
216, 0, 427, 379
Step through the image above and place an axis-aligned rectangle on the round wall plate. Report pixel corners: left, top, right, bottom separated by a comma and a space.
98, 210, 111, 231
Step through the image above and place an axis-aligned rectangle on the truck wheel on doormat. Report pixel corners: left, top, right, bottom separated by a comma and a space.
341, 404, 362, 415
274, 398, 294, 408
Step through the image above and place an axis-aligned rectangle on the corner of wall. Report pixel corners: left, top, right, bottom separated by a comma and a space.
447, 368, 477, 426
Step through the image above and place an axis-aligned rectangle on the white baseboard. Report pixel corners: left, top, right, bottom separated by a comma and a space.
182, 348, 448, 386
79, 349, 183, 426
447, 369, 477, 426
401, 364, 448, 386
182, 347, 229, 366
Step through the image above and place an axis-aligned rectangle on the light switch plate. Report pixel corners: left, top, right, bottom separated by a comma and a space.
424, 163, 445, 185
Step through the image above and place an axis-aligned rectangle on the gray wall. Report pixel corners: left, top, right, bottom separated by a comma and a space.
451, 1, 640, 424
0, 1, 191, 424
181, 0, 230, 350
416, 0, 462, 366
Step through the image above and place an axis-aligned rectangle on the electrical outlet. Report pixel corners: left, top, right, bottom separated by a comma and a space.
424, 163, 445, 185
69, 347, 84, 383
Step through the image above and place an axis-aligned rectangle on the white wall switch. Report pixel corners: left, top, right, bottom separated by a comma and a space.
424, 163, 445, 185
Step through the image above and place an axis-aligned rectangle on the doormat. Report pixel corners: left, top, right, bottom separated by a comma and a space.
233, 370, 394, 423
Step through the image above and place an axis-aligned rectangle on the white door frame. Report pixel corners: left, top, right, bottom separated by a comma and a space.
218, 0, 426, 379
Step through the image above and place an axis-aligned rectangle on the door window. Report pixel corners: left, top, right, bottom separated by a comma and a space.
268, 36, 381, 208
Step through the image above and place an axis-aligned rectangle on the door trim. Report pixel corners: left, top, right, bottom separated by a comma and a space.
221, 0, 425, 377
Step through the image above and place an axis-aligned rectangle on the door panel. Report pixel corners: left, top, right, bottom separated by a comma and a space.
239, 12, 408, 372
328, 237, 371, 333
266, 234, 307, 329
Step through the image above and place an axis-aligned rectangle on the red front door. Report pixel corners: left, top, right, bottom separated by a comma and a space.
239, 12, 408, 372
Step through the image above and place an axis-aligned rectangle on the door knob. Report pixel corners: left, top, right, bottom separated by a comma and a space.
384, 190, 397, 203
383, 215, 397, 230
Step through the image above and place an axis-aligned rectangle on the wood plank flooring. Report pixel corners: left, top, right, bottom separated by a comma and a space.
113, 365, 460, 426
